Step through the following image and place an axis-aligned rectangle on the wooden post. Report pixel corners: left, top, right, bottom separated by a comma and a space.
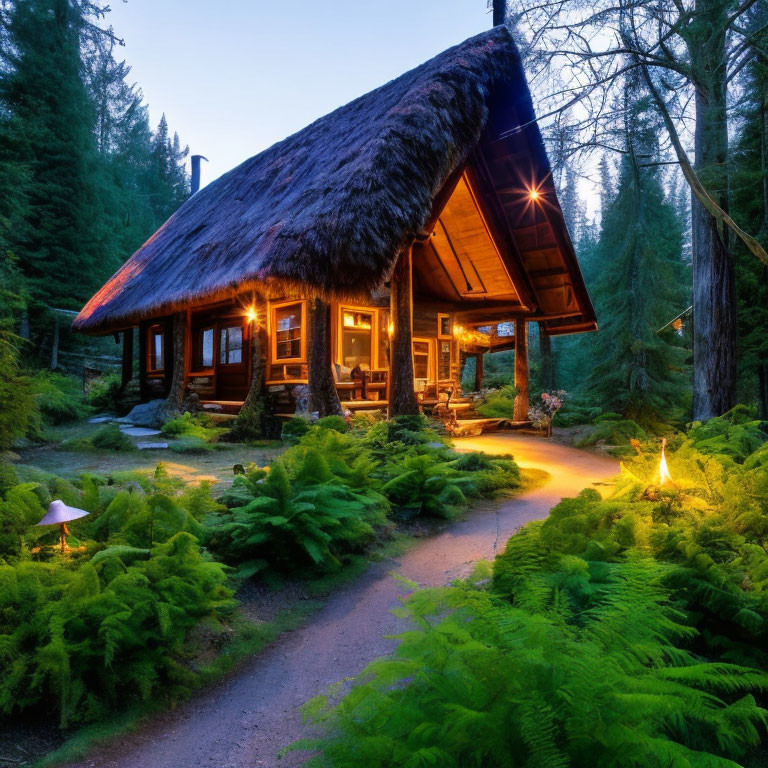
121, 329, 134, 388
513, 318, 529, 421
474, 352, 484, 392
389, 247, 419, 416
164, 312, 186, 413
308, 297, 343, 417
234, 311, 273, 437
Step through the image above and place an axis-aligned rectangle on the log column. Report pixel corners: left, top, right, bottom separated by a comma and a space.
308, 297, 343, 416
513, 318, 529, 422
474, 352, 484, 392
121, 329, 134, 389
389, 247, 419, 416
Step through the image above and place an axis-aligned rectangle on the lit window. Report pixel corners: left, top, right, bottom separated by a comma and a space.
275, 304, 302, 360
413, 341, 430, 380
342, 310, 373, 370
219, 325, 243, 365
438, 314, 452, 338
197, 327, 214, 368
148, 326, 164, 372
438, 340, 451, 380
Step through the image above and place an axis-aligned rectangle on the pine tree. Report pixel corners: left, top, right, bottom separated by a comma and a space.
0, 0, 105, 308
585, 83, 690, 426
730, 4, 768, 417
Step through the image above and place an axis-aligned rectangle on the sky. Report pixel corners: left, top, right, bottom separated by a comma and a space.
107, 1, 494, 190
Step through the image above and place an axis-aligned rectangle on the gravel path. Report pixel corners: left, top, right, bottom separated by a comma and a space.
66, 434, 617, 768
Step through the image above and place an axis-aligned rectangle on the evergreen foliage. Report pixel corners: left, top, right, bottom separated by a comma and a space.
585, 88, 690, 426
301, 416, 768, 766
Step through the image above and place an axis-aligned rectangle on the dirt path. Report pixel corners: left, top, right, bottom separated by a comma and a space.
65, 435, 617, 768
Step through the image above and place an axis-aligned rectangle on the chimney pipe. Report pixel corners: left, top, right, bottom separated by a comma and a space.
492, 0, 506, 26
190, 154, 209, 195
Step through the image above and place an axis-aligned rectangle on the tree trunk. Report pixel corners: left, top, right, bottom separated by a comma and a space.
234, 319, 273, 437
759, 364, 768, 421
308, 297, 343, 417
689, 1, 737, 420
50, 315, 59, 370
164, 312, 186, 413
492, 0, 505, 26
19, 310, 29, 340
390, 248, 419, 416
474, 352, 484, 392
121, 328, 134, 389
513, 318, 529, 421
538, 322, 554, 391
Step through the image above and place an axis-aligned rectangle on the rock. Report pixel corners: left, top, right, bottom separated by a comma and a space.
120, 399, 168, 428
120, 426, 162, 437
88, 413, 117, 424
203, 403, 223, 412
137, 442, 169, 450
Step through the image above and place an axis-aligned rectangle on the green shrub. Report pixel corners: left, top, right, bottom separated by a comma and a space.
315, 414, 348, 433
300, 563, 767, 768
170, 436, 215, 454
0, 533, 234, 727
281, 417, 311, 440
476, 384, 517, 419
32, 371, 88, 424
576, 414, 648, 452
686, 406, 768, 463
162, 412, 225, 443
62, 424, 136, 453
85, 372, 122, 413
205, 460, 388, 578
0, 327, 37, 450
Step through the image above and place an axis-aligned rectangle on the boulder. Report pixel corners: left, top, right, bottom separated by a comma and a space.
121, 400, 168, 428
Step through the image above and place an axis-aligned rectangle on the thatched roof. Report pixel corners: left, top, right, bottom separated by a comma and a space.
75, 26, 587, 333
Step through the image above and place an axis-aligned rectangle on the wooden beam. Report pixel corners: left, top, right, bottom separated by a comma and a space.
308, 297, 343, 416
390, 247, 419, 416
513, 318, 529, 421
121, 328, 134, 389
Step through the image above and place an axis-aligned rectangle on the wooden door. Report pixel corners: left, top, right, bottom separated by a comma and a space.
215, 319, 249, 400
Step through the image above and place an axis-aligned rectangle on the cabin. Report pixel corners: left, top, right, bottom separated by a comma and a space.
74, 27, 596, 427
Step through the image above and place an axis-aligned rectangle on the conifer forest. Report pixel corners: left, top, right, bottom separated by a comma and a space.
1, 1, 768, 766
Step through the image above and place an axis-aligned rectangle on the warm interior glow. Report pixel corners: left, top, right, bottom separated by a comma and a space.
343, 311, 371, 329
659, 438, 672, 485
245, 306, 257, 324
387, 322, 395, 336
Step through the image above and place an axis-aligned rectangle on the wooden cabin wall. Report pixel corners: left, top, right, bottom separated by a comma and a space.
139, 316, 173, 400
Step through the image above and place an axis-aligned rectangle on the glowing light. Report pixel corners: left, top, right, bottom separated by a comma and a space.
659, 438, 672, 485
245, 306, 257, 324
387, 322, 395, 336
529, 188, 540, 201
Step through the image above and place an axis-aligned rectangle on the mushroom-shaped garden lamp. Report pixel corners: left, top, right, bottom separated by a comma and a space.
36, 500, 89, 553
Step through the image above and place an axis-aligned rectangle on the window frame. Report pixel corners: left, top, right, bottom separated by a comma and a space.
193, 325, 215, 372
437, 338, 453, 382
437, 313, 453, 339
270, 300, 307, 365
147, 324, 165, 374
218, 323, 245, 367
412, 337, 434, 383
339, 306, 376, 371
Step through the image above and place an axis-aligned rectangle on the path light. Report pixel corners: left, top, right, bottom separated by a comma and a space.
659, 438, 672, 486
37, 500, 89, 553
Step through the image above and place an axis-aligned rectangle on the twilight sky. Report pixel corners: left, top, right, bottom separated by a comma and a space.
107, 1, 494, 190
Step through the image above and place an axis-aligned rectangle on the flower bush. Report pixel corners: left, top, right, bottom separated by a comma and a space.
528, 389, 567, 435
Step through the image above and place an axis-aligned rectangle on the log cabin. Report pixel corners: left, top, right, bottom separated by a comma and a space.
73, 26, 596, 426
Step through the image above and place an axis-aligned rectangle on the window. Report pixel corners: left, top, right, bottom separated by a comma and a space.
196, 327, 214, 369
341, 309, 373, 370
219, 325, 243, 365
275, 303, 302, 360
148, 326, 164, 372
413, 340, 430, 380
438, 340, 451, 380
438, 314, 452, 338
